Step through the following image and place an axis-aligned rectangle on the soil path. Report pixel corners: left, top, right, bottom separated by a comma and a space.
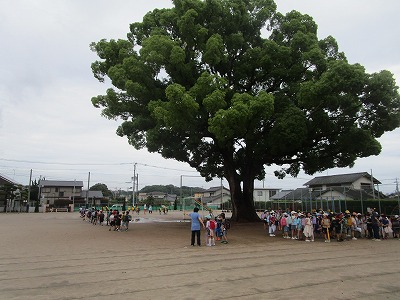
0, 211, 399, 299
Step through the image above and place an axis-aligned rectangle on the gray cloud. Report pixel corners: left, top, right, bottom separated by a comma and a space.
1, 0, 399, 193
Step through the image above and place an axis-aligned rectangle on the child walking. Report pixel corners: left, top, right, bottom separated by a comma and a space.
206, 216, 216, 246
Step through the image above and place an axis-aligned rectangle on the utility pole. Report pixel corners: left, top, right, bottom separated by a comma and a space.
396, 178, 400, 215
27, 169, 32, 213
86, 172, 90, 208
220, 178, 223, 211
135, 173, 139, 207
133, 163, 137, 207
36, 175, 42, 213
72, 179, 76, 210
371, 169, 376, 199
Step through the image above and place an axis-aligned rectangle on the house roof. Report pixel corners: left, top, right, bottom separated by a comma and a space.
325, 186, 385, 200
40, 180, 84, 187
81, 190, 103, 198
273, 186, 385, 201
203, 186, 229, 193
148, 191, 166, 196
283, 188, 313, 201
254, 187, 281, 191
303, 172, 381, 187
0, 174, 20, 186
270, 190, 294, 200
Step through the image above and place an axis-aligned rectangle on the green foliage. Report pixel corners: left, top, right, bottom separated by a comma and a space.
0, 183, 18, 212
89, 183, 113, 197
139, 184, 204, 197
91, 0, 400, 221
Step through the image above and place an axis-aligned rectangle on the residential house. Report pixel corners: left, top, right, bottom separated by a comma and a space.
253, 187, 280, 205
0, 173, 22, 212
138, 191, 177, 205
304, 172, 380, 192
40, 180, 83, 207
197, 186, 231, 208
0, 173, 19, 186
269, 172, 385, 212
79, 190, 105, 207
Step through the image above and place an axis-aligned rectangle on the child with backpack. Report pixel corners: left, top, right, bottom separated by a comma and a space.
206, 216, 216, 246
216, 214, 223, 241
123, 211, 132, 231
281, 213, 289, 238
269, 212, 277, 237
220, 213, 229, 244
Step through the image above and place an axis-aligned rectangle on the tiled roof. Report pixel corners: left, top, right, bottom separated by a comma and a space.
81, 190, 103, 198
272, 186, 384, 201
303, 172, 380, 186
283, 188, 312, 201
203, 186, 229, 192
0, 174, 19, 185
270, 190, 293, 200
41, 180, 84, 187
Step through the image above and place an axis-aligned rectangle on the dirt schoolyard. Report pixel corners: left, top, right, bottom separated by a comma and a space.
0, 211, 399, 300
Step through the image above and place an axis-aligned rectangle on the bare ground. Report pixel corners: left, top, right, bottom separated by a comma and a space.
0, 211, 399, 300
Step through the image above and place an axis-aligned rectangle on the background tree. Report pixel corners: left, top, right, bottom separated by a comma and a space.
89, 183, 113, 197
0, 183, 17, 212
29, 179, 39, 207
91, 0, 400, 221
139, 184, 204, 197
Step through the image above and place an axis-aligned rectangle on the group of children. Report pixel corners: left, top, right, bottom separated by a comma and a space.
80, 208, 132, 232
205, 213, 229, 246
262, 209, 400, 242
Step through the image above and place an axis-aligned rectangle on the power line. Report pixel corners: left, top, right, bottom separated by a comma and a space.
0, 158, 130, 166
0, 158, 197, 173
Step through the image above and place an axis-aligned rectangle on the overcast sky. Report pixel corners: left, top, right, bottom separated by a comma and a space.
1, 0, 399, 194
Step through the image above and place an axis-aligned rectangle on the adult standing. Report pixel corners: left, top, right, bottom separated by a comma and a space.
189, 207, 205, 246
371, 208, 381, 241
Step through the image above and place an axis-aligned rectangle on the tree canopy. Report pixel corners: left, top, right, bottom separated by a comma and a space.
140, 184, 204, 197
90, 183, 113, 197
91, 0, 400, 221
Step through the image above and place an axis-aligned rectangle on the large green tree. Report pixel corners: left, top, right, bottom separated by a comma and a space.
90, 183, 113, 197
91, 0, 400, 221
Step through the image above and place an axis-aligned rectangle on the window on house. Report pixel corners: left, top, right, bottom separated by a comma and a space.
257, 191, 263, 196
360, 183, 371, 190
55, 187, 59, 192
269, 190, 277, 197
59, 192, 64, 197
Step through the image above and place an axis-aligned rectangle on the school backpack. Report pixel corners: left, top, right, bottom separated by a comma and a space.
209, 220, 216, 230
269, 216, 276, 225
224, 219, 231, 230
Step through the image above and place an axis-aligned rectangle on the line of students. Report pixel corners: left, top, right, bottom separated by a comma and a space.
261, 208, 400, 242
80, 208, 132, 232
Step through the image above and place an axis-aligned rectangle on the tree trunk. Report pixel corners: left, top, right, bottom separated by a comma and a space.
225, 168, 260, 222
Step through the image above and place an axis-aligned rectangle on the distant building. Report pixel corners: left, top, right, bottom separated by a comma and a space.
80, 190, 105, 207
138, 191, 177, 205
253, 187, 280, 204
304, 172, 380, 192
271, 172, 384, 212
0, 173, 19, 186
0, 173, 22, 212
40, 180, 83, 206
196, 186, 231, 208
